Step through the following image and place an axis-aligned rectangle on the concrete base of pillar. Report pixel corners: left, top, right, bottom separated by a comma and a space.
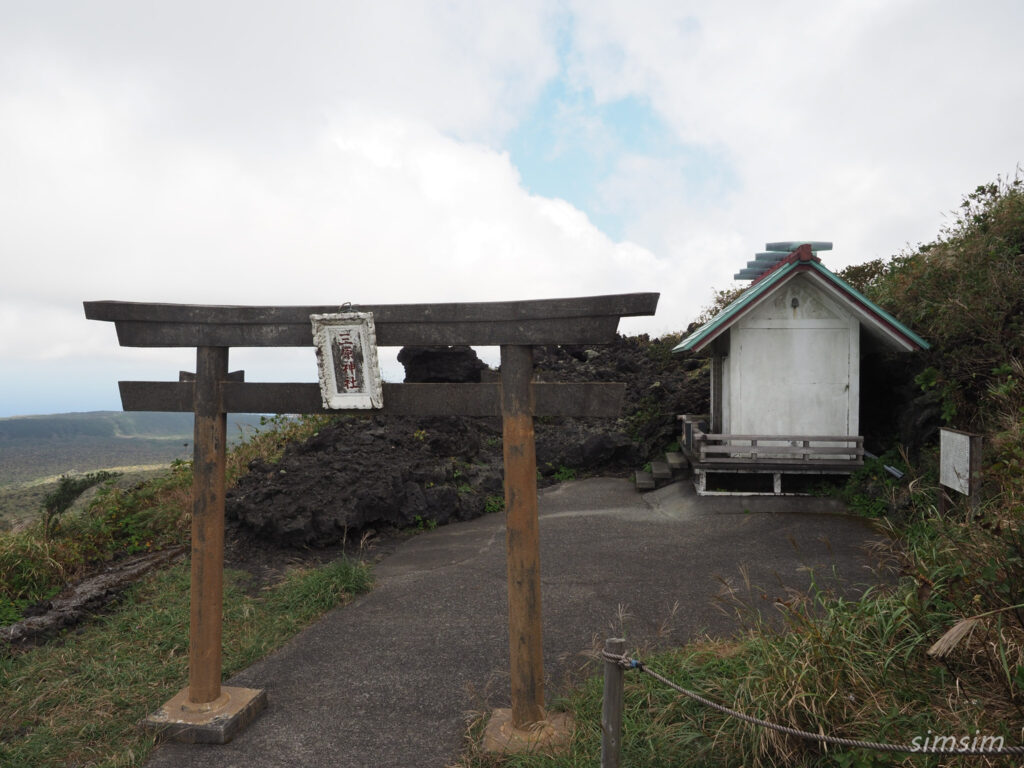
482, 707, 573, 755
141, 686, 267, 744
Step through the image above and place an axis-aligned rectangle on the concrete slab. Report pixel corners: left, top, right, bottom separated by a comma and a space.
481, 708, 573, 755
142, 686, 267, 744
634, 470, 655, 490
650, 460, 672, 480
665, 451, 686, 472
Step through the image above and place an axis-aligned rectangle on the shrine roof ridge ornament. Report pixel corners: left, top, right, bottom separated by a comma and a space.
733, 241, 833, 281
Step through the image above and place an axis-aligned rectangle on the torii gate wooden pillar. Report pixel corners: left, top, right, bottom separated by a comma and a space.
84, 293, 659, 744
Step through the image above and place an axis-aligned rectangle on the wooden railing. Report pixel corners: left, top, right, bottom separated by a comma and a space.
691, 429, 864, 466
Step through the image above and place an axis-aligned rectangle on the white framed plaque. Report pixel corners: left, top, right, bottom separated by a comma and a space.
311, 312, 383, 409
939, 427, 980, 497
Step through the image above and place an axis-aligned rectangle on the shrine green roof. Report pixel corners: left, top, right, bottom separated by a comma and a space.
673, 259, 929, 353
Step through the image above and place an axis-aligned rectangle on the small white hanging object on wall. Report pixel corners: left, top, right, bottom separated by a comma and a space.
310, 311, 383, 409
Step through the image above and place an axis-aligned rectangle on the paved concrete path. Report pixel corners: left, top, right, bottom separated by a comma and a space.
146, 478, 881, 768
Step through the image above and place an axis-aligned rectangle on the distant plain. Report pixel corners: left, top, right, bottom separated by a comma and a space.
0, 411, 262, 529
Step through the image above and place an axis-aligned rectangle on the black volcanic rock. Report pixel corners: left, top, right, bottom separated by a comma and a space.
397, 346, 487, 383
226, 335, 710, 546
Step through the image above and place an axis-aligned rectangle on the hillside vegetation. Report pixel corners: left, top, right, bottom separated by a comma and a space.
842, 176, 1024, 443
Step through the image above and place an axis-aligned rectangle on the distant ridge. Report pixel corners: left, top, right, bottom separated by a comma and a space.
0, 412, 191, 441
0, 411, 261, 440
0, 411, 264, 487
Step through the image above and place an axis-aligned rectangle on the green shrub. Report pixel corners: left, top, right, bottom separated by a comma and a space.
862, 174, 1024, 434
552, 465, 577, 482
830, 450, 912, 519
41, 471, 120, 539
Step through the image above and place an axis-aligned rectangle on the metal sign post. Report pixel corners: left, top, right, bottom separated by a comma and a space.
84, 293, 658, 745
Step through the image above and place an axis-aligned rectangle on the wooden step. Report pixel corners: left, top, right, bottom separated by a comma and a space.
665, 451, 686, 472
650, 460, 672, 481
634, 470, 655, 491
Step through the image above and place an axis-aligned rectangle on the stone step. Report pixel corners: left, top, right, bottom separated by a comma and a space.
634, 470, 655, 491
650, 460, 672, 481
665, 451, 686, 472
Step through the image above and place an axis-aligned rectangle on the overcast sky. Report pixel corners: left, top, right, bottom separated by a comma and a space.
1, 1, 1021, 417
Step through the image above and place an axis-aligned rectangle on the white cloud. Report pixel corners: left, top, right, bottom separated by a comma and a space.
566, 0, 1024, 274
0, 57, 679, 410
1, 1, 561, 145
2, 1, 1022, 417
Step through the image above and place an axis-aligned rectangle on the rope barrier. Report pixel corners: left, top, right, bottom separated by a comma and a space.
601, 649, 1024, 756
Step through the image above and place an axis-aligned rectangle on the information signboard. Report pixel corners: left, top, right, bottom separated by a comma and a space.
939, 427, 976, 496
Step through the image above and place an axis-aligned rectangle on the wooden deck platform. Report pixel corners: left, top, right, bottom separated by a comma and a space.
679, 418, 863, 495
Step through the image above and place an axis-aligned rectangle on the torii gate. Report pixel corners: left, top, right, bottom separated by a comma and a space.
84, 293, 659, 746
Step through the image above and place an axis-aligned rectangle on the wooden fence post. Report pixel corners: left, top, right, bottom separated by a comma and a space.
500, 344, 546, 728
601, 638, 626, 768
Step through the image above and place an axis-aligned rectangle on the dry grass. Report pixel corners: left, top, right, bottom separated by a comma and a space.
225, 413, 339, 484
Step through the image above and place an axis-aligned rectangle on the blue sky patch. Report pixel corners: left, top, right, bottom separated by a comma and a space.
506, 69, 737, 242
